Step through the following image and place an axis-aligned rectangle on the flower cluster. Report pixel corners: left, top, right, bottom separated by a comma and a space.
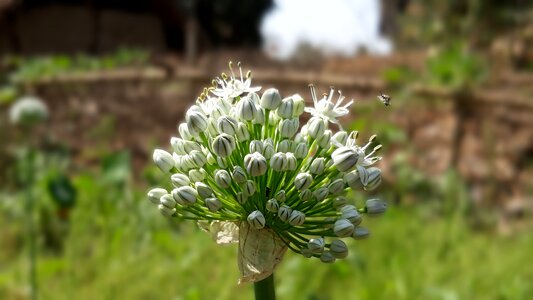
148, 62, 386, 267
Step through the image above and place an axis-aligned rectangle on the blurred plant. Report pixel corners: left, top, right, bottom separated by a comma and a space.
425, 43, 487, 91
147, 62, 388, 299
8, 95, 49, 300
0, 48, 149, 94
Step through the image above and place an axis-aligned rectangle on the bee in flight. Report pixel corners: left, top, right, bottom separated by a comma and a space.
377, 92, 391, 106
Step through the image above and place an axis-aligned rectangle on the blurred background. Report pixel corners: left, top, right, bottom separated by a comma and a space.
1, 0, 533, 299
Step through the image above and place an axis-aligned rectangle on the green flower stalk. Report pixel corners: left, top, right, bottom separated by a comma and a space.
9, 95, 49, 300
148, 62, 387, 291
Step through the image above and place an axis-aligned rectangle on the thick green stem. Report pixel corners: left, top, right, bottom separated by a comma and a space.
253, 274, 276, 300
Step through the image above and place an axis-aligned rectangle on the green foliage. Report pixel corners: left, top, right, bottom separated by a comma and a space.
2, 171, 533, 299
425, 43, 487, 90
4, 48, 149, 85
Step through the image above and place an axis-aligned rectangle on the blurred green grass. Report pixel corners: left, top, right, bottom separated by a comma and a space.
1, 164, 532, 300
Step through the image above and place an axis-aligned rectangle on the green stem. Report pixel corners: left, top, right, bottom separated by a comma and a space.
25, 149, 38, 300
253, 273, 276, 300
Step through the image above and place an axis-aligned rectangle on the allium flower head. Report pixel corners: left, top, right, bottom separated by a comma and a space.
148, 63, 387, 283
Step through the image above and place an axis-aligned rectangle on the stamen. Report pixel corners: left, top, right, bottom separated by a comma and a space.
228, 61, 235, 78
327, 87, 335, 102
239, 63, 245, 81
308, 84, 318, 105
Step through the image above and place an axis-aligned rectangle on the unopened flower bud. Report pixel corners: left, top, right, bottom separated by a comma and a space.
364, 167, 382, 191
236, 122, 250, 141
249, 140, 263, 154
344, 171, 363, 189
266, 198, 279, 212
340, 205, 357, 213
294, 143, 308, 159
260, 88, 282, 110
217, 157, 228, 168
309, 158, 325, 175
365, 199, 387, 216
292, 94, 305, 117
182, 141, 201, 153
215, 169, 232, 188
278, 118, 299, 138
189, 169, 205, 182
330, 239, 348, 259
356, 165, 369, 186
195, 182, 213, 199
205, 197, 222, 212
206, 118, 218, 136
328, 178, 345, 195
317, 129, 332, 149
212, 134, 236, 157
352, 227, 370, 239
170, 137, 186, 154
217, 116, 238, 135
332, 197, 347, 209
320, 251, 336, 263
153, 149, 175, 173
253, 107, 265, 125
244, 152, 267, 176
334, 219, 355, 237
189, 150, 207, 168
147, 188, 167, 204
285, 153, 297, 171
294, 133, 306, 144
178, 123, 195, 140
242, 180, 256, 197
307, 117, 327, 139
277, 140, 291, 153
288, 210, 305, 226
186, 109, 208, 133
247, 210, 266, 229
313, 186, 329, 201
158, 204, 176, 217
278, 205, 292, 222
332, 147, 359, 172
300, 189, 313, 201
268, 110, 281, 126
236, 96, 258, 121
236, 192, 247, 204
172, 186, 197, 205
294, 172, 313, 191
342, 208, 362, 225
263, 144, 275, 159
301, 248, 313, 258
275, 190, 286, 202
308, 238, 325, 254
270, 152, 287, 171
332, 131, 348, 146
277, 97, 294, 119
160, 194, 176, 208
232, 166, 247, 183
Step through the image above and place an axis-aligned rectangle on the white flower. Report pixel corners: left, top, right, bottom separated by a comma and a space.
337, 132, 382, 167
9, 95, 48, 125
304, 85, 354, 128
211, 62, 261, 99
